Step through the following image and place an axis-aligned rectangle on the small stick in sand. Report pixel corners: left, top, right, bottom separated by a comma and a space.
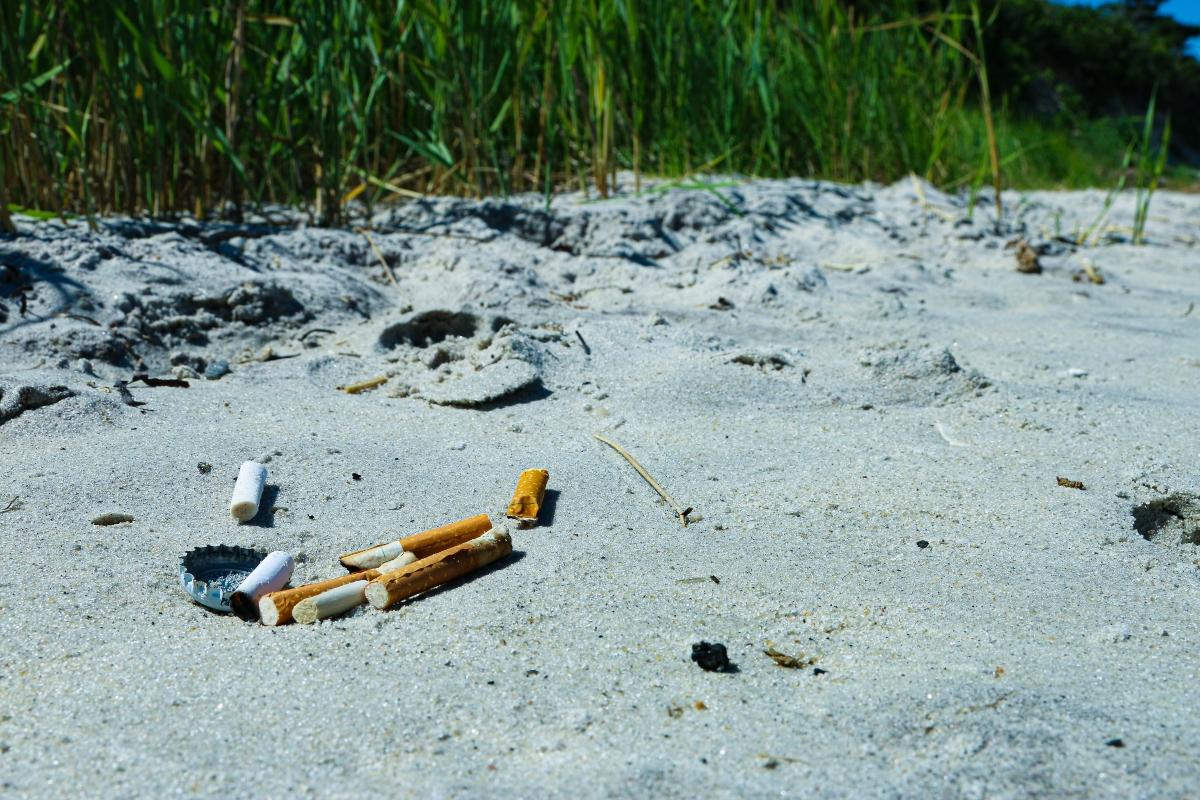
356, 228, 397, 284
339, 375, 388, 394
230, 461, 268, 522
506, 469, 549, 528
1078, 257, 1105, 285
231, 551, 294, 621
339, 513, 493, 571
593, 433, 692, 527
365, 526, 512, 610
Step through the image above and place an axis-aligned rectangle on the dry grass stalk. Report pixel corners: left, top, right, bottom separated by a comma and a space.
339, 375, 389, 394
593, 433, 692, 526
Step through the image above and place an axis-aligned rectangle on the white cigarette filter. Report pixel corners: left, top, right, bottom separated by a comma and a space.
342, 539, 406, 570
292, 580, 370, 624
230, 461, 268, 522
231, 551, 294, 621
376, 551, 418, 572
365, 525, 512, 611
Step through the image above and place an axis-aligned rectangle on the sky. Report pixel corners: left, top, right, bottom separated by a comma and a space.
1055, 0, 1200, 57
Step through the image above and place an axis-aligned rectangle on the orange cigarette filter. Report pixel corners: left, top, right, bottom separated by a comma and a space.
259, 569, 381, 627
506, 469, 549, 527
338, 513, 493, 571
365, 527, 512, 610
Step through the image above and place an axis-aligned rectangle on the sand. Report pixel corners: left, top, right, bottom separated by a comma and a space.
1, 177, 1198, 798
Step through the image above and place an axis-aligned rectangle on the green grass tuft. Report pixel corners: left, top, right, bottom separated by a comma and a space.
0, 1, 1187, 223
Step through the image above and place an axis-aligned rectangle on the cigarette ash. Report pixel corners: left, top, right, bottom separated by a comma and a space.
209, 571, 251, 594
857, 345, 991, 406
377, 310, 545, 407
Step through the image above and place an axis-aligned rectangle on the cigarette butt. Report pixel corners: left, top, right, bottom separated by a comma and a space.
293, 580, 369, 624
230, 461, 267, 522
230, 551, 294, 621
339, 513, 493, 570
257, 553, 414, 626
260, 569, 377, 626
341, 540, 405, 570
506, 469, 549, 527
365, 525, 512, 610
340, 375, 388, 394
377, 550, 418, 572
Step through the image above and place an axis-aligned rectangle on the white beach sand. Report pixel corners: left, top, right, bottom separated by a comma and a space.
1, 178, 1198, 797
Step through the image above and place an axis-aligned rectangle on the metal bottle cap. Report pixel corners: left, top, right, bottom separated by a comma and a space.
179, 545, 266, 612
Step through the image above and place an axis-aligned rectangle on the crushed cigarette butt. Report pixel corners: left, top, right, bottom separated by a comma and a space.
506, 468, 549, 527
1056, 476, 1086, 490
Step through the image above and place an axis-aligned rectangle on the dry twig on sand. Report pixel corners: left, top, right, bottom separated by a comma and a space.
593, 433, 692, 526
339, 375, 388, 394
1078, 258, 1105, 285
356, 228, 397, 285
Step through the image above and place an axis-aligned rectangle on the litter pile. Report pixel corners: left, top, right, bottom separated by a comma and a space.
178, 463, 549, 626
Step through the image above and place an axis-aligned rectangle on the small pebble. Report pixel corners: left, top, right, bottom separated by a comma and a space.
197, 462, 212, 474
917, 540, 929, 549
204, 359, 231, 380
691, 641, 736, 673
91, 512, 134, 526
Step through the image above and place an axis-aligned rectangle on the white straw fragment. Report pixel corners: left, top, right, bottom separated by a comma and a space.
231, 551, 294, 621
293, 580, 369, 624
230, 461, 268, 522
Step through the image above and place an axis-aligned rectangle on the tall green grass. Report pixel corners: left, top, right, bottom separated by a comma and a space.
0, 0, 1158, 226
